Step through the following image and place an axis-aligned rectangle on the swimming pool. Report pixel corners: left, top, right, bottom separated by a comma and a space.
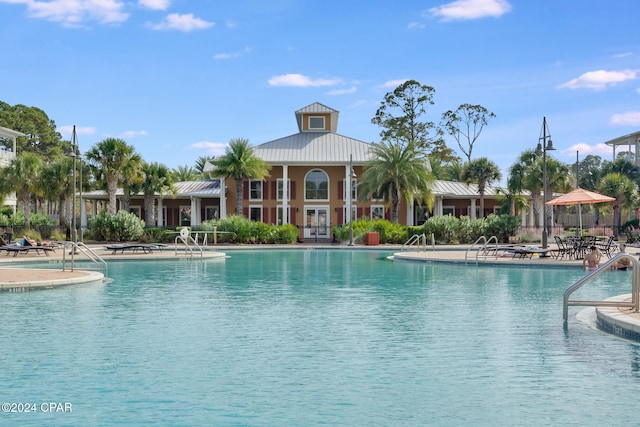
1, 250, 639, 426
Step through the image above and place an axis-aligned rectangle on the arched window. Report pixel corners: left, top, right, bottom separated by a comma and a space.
305, 170, 329, 200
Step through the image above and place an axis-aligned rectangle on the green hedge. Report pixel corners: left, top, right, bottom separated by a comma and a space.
200, 216, 298, 244
333, 214, 521, 245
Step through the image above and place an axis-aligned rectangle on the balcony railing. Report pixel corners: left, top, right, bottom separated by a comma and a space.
0, 149, 16, 167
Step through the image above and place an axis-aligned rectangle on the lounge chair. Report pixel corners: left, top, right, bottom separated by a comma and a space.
105, 243, 165, 255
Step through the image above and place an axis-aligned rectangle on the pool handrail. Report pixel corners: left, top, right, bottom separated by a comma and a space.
402, 233, 427, 251
563, 253, 640, 322
174, 227, 203, 259
465, 235, 499, 265
61, 241, 108, 276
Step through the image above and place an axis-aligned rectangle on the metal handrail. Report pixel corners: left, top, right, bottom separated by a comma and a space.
402, 233, 426, 251
464, 235, 501, 265
465, 236, 487, 264
563, 253, 640, 322
61, 242, 108, 275
174, 231, 203, 259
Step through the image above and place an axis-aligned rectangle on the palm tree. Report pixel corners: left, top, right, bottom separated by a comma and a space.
39, 156, 74, 230
85, 138, 137, 214
119, 152, 144, 213
460, 157, 502, 217
508, 150, 571, 228
141, 162, 175, 227
358, 140, 434, 223
171, 164, 200, 182
598, 172, 638, 234
210, 138, 271, 216
194, 155, 214, 179
1, 152, 43, 229
495, 187, 529, 216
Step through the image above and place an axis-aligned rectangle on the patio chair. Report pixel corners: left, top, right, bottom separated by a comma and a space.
553, 235, 573, 260
596, 235, 616, 259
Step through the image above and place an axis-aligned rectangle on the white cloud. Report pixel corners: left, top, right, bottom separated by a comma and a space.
58, 125, 96, 139
147, 13, 214, 31
379, 79, 409, 88
213, 46, 253, 60
138, 0, 170, 10
610, 111, 640, 126
612, 52, 632, 59
428, 0, 511, 22
191, 141, 227, 156
326, 86, 357, 96
4, 0, 129, 27
407, 22, 425, 30
562, 143, 612, 158
119, 130, 148, 138
558, 69, 639, 91
268, 74, 341, 87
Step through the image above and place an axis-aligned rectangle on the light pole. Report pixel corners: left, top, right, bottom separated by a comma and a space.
536, 117, 555, 249
348, 154, 357, 246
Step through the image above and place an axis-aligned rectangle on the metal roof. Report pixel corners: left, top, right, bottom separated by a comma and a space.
603, 130, 640, 147
83, 179, 222, 199
253, 131, 374, 165
432, 180, 503, 198
0, 126, 24, 139
294, 102, 337, 114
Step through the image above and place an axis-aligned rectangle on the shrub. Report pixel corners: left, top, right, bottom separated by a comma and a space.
202, 216, 297, 244
88, 211, 145, 242
423, 215, 458, 244
483, 214, 521, 243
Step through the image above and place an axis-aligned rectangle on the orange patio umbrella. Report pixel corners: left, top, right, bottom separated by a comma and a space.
545, 188, 615, 232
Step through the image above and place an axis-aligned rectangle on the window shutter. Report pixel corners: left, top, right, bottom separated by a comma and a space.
338, 180, 343, 200
271, 207, 276, 224
291, 181, 296, 200
290, 207, 297, 225
243, 207, 248, 218
263, 180, 269, 200
243, 181, 248, 199
337, 208, 343, 225
272, 181, 277, 200
357, 207, 363, 218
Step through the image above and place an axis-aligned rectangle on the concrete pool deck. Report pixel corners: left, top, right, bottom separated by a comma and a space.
1, 242, 639, 339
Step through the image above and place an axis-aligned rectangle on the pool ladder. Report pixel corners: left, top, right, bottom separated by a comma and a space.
174, 227, 204, 259
563, 253, 640, 323
465, 235, 499, 265
61, 241, 108, 276
401, 233, 434, 251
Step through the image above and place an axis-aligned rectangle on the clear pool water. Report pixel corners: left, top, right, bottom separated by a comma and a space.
1, 250, 639, 426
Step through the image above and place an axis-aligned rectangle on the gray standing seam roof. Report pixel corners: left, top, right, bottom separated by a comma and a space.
253, 132, 374, 164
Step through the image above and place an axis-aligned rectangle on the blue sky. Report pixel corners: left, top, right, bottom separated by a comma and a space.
1, 0, 639, 182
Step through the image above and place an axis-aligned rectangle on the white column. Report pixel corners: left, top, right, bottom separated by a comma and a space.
157, 198, 164, 226
282, 165, 289, 224
219, 178, 227, 219
345, 164, 350, 225
190, 197, 197, 226
436, 196, 443, 216
470, 199, 477, 219
406, 203, 414, 226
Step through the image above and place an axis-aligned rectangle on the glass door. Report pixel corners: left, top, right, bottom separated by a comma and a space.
304, 206, 329, 239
